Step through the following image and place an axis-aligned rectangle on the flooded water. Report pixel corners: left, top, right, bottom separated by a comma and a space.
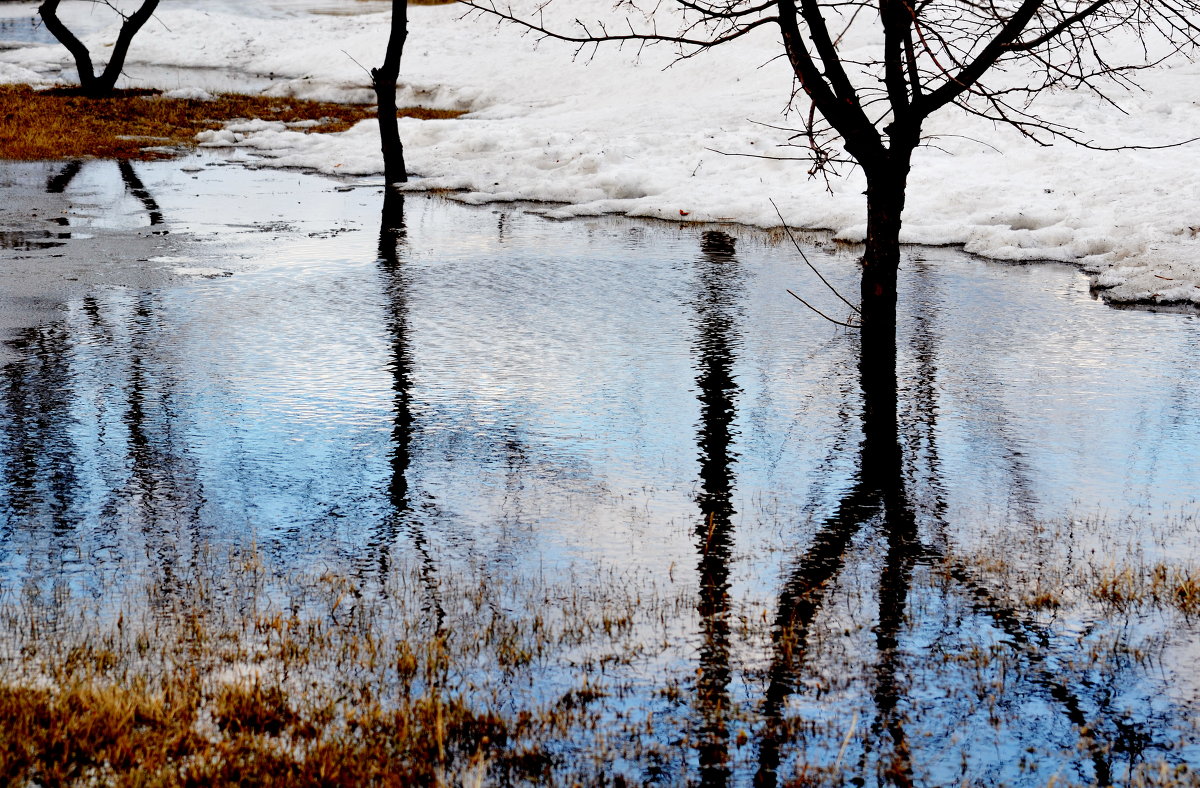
2, 158, 1199, 785
0, 15, 56, 47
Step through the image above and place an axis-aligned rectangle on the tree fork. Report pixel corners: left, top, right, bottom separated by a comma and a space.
38, 0, 160, 97
460, 0, 1200, 335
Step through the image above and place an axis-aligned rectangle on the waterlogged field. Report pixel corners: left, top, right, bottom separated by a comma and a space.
1, 158, 1199, 786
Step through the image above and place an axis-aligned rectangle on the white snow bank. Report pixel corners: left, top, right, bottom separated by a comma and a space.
163, 87, 216, 101
0, 58, 53, 85
0, 61, 46, 84
3, 0, 1200, 304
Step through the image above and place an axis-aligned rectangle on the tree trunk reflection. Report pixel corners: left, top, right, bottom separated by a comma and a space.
691, 230, 743, 786
374, 191, 443, 627
754, 321, 915, 787
117, 161, 165, 228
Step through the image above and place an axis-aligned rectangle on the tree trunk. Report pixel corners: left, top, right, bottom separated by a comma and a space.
859, 152, 912, 345
372, 0, 409, 186
38, 1, 96, 92
38, 0, 159, 97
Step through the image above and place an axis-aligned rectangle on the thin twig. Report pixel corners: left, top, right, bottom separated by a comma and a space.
771, 198, 861, 314
342, 50, 374, 80
834, 711, 859, 769
787, 289, 860, 329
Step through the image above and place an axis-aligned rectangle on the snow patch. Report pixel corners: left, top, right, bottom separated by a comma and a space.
2, 0, 1198, 302
163, 87, 215, 101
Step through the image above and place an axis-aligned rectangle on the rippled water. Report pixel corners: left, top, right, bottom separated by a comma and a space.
2, 158, 1199, 785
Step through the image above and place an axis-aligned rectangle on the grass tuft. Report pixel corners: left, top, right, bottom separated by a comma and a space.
1090, 562, 1200, 616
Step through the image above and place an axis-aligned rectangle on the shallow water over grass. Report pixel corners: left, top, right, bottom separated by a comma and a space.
1, 158, 1199, 786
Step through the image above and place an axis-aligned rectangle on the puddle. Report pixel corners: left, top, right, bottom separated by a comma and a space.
0, 16, 56, 47
1, 157, 1198, 785
0, 228, 69, 251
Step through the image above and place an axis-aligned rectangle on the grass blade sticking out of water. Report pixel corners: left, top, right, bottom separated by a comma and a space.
0, 543, 702, 786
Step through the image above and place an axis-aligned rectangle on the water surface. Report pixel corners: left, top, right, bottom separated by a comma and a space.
1, 158, 1198, 786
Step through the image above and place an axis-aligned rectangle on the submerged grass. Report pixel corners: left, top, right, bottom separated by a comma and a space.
1089, 562, 1200, 615
0, 84, 464, 160
0, 545, 697, 786
3, 516, 1199, 786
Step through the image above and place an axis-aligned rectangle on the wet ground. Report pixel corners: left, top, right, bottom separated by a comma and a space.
1, 156, 1198, 785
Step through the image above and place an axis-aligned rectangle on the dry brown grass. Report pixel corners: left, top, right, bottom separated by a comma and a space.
0, 545, 691, 786
1089, 562, 1200, 615
4, 523, 1198, 786
0, 678, 550, 786
0, 84, 463, 161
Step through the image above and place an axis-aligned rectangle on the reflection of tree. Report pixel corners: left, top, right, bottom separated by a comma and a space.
0, 291, 202, 597
1, 162, 177, 591
752, 267, 1158, 786
755, 331, 915, 787
46, 160, 83, 194
898, 259, 946, 535
0, 326, 84, 536
690, 230, 742, 786
373, 191, 443, 627
379, 192, 413, 516
117, 160, 165, 228
0, 293, 197, 594
104, 292, 201, 598
0, 162, 83, 251
45, 159, 166, 228
898, 263, 1125, 783
120, 296, 192, 504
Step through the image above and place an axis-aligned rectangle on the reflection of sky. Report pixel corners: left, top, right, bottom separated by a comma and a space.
3, 160, 1199, 585
2, 160, 1200, 784
905, 251, 1200, 536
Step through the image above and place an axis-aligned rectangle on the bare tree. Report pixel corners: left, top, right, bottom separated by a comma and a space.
38, 0, 160, 97
373, 0, 409, 186
460, 0, 1200, 339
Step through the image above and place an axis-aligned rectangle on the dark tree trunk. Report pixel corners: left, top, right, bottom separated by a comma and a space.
372, 0, 409, 186
39, 0, 160, 97
859, 148, 913, 345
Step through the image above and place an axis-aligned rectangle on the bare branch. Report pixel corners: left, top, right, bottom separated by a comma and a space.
459, 0, 775, 52
772, 198, 862, 314
787, 289, 861, 328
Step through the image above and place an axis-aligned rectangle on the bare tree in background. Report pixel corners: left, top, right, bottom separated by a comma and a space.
461, 0, 1200, 340
373, 0, 409, 186
38, 0, 160, 97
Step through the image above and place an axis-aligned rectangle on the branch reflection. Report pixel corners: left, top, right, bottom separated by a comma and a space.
45, 160, 82, 194
114, 292, 201, 595
0, 325, 83, 535
753, 256, 1164, 786
754, 322, 915, 787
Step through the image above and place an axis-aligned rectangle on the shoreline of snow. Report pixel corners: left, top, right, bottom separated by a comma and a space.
3, 0, 1200, 306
